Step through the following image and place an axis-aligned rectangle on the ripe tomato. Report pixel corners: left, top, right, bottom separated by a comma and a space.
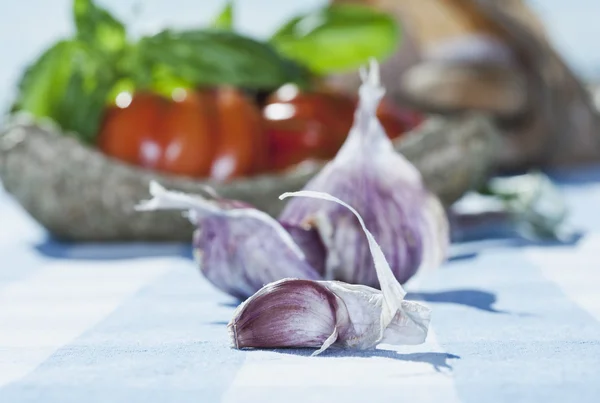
98, 90, 215, 177
265, 84, 355, 160
262, 84, 426, 171
210, 87, 267, 181
376, 101, 424, 140
264, 118, 328, 171
98, 92, 164, 167
159, 91, 215, 176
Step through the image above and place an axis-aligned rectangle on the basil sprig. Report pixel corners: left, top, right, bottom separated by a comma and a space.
270, 4, 400, 74
11, 0, 400, 143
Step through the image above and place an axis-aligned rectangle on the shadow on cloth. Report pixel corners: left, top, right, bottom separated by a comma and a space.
407, 289, 505, 314
448, 230, 584, 263
34, 238, 194, 260
263, 349, 461, 372
406, 289, 533, 317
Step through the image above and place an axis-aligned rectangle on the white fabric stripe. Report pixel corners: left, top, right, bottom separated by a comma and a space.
222, 267, 461, 402
0, 259, 171, 387
221, 328, 460, 403
525, 234, 600, 322
0, 204, 44, 245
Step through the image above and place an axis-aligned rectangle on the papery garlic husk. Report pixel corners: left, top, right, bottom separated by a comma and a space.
279, 59, 449, 288
228, 190, 431, 355
136, 182, 323, 300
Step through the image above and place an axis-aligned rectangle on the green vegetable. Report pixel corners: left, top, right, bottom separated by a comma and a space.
211, 0, 234, 30
12, 40, 115, 143
135, 29, 311, 90
12, 41, 76, 119
270, 4, 400, 74
74, 0, 127, 54
12, 0, 126, 143
11, 0, 400, 144
53, 46, 116, 143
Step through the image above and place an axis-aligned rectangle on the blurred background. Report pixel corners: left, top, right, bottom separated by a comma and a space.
1, 0, 599, 116
0, 0, 325, 116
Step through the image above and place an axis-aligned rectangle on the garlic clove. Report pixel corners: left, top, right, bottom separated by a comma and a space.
228, 278, 339, 349
279, 59, 449, 289
317, 280, 383, 349
137, 181, 322, 299
228, 190, 431, 355
280, 190, 422, 344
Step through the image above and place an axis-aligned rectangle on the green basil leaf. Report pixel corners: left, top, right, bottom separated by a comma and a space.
270, 4, 400, 74
211, 0, 234, 30
53, 46, 116, 143
74, 0, 127, 54
135, 29, 311, 90
12, 40, 117, 143
12, 41, 75, 118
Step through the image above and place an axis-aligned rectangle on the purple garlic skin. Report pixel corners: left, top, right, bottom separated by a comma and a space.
281, 169, 427, 286
279, 61, 449, 288
279, 223, 327, 277
136, 181, 322, 300
193, 215, 322, 300
228, 278, 430, 352
229, 187, 433, 355
229, 279, 338, 349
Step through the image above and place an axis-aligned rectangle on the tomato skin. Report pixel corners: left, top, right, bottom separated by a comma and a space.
266, 85, 355, 160
158, 91, 215, 176
98, 93, 164, 167
264, 118, 328, 171
210, 87, 266, 181
263, 84, 426, 171
98, 85, 422, 178
98, 91, 216, 177
376, 101, 424, 140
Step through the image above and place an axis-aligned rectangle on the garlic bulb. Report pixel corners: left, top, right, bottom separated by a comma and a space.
228, 190, 431, 355
279, 59, 449, 288
136, 181, 322, 299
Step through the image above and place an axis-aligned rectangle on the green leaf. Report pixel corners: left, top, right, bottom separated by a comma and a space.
135, 29, 311, 90
211, 0, 234, 30
54, 46, 116, 143
12, 40, 117, 143
270, 4, 400, 74
12, 41, 76, 118
74, 0, 127, 54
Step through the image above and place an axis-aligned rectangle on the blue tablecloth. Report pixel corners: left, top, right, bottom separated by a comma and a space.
1, 166, 600, 403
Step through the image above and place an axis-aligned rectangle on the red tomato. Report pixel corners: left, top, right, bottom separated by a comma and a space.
210, 87, 267, 181
98, 91, 215, 177
376, 101, 424, 140
98, 93, 164, 167
158, 91, 215, 176
264, 118, 328, 171
265, 84, 355, 159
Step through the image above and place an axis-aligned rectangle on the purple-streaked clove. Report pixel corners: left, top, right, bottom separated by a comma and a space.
136, 182, 323, 299
228, 190, 431, 356
279, 59, 449, 288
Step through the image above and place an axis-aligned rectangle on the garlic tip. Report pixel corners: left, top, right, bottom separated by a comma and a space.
359, 58, 381, 87
149, 180, 166, 197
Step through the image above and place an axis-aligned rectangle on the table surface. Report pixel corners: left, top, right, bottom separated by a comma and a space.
1, 165, 600, 403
